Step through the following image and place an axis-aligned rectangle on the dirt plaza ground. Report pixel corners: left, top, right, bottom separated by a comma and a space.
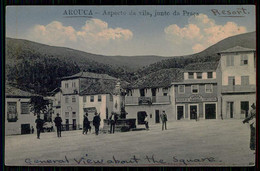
5, 119, 255, 166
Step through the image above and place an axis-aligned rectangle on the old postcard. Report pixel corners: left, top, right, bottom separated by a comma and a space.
5, 5, 256, 166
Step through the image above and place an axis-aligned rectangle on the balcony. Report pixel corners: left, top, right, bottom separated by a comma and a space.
125, 96, 171, 105
222, 85, 256, 93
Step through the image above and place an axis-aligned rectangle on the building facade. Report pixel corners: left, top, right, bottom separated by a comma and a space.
173, 62, 219, 120
58, 72, 126, 130
125, 87, 175, 125
217, 46, 256, 119
5, 85, 39, 135
125, 68, 183, 125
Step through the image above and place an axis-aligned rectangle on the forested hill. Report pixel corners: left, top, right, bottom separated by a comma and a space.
135, 31, 256, 78
5, 31, 255, 95
6, 38, 172, 71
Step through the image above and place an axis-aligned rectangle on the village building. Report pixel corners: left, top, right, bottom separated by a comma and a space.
217, 46, 256, 119
5, 85, 39, 135
58, 71, 127, 130
172, 62, 219, 120
125, 68, 183, 125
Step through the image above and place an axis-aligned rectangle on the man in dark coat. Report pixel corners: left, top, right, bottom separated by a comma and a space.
83, 113, 91, 135
35, 115, 44, 139
109, 112, 118, 134
160, 111, 167, 131
93, 112, 101, 135
243, 103, 256, 151
54, 113, 63, 137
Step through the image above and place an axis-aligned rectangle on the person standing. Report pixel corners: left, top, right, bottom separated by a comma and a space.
144, 114, 149, 130
243, 103, 256, 151
160, 111, 167, 131
109, 112, 118, 134
54, 113, 63, 138
83, 113, 90, 135
93, 112, 101, 135
31, 126, 34, 134
35, 115, 44, 139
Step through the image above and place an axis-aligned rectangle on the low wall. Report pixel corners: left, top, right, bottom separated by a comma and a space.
103, 119, 136, 133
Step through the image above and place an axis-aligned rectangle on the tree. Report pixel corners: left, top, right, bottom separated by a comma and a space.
29, 96, 50, 119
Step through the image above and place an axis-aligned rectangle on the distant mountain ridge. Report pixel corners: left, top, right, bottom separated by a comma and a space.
6, 37, 172, 71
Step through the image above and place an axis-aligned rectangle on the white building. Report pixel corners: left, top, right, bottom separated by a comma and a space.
59, 72, 127, 130
5, 85, 39, 135
217, 46, 256, 119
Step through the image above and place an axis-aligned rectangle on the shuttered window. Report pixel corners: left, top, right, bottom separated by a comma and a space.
21, 102, 30, 114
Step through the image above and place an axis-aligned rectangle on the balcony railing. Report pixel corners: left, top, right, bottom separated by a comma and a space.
125, 96, 171, 105
222, 85, 256, 93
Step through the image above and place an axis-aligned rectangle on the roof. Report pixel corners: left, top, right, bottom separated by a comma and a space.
219, 46, 255, 53
61, 71, 117, 80
80, 79, 129, 95
5, 84, 39, 97
128, 68, 183, 89
184, 62, 219, 72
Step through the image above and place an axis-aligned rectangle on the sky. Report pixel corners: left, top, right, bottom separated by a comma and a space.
6, 5, 255, 56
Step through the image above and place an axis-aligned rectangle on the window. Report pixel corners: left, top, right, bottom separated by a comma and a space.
240, 55, 248, 65
65, 83, 69, 88
7, 102, 18, 122
241, 76, 249, 85
196, 72, 202, 79
90, 96, 94, 102
163, 93, 168, 96
65, 97, 69, 103
109, 94, 113, 102
21, 102, 30, 114
205, 84, 213, 93
72, 82, 76, 87
98, 95, 102, 102
83, 96, 86, 102
188, 72, 194, 79
72, 112, 76, 117
178, 85, 185, 94
72, 97, 76, 102
228, 76, 235, 86
140, 89, 145, 97
65, 112, 69, 117
207, 72, 213, 79
191, 85, 199, 94
226, 56, 234, 66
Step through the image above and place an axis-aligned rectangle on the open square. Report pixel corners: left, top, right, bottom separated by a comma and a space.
5, 119, 255, 166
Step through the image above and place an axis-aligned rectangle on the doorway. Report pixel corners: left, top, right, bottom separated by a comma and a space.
227, 102, 234, 118
21, 124, 30, 134
205, 103, 216, 119
241, 101, 249, 118
177, 106, 184, 120
73, 119, 76, 130
155, 110, 160, 123
137, 111, 147, 124
189, 105, 198, 120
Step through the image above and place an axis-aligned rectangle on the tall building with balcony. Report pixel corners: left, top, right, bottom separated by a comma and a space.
125, 68, 183, 125
172, 62, 219, 120
217, 46, 256, 119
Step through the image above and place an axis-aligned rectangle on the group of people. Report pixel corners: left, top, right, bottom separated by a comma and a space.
143, 111, 168, 131
35, 113, 62, 139
83, 111, 118, 135
83, 112, 101, 135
